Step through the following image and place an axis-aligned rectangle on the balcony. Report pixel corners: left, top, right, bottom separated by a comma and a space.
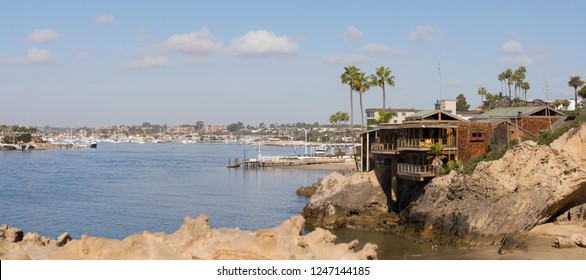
397, 163, 436, 181
370, 142, 397, 154
397, 137, 457, 151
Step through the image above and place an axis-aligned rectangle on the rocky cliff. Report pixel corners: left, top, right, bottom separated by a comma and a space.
400, 123, 586, 246
301, 172, 398, 231
0, 215, 377, 260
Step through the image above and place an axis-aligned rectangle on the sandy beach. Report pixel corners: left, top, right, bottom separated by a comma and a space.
433, 223, 586, 260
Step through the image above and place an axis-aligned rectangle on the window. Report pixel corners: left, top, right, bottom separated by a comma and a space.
402, 112, 407, 116
471, 130, 485, 141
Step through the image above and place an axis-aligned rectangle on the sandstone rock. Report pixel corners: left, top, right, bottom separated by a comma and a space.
12, 214, 375, 260
57, 232, 72, 247
22, 232, 42, 246
302, 171, 397, 231
4, 226, 23, 243
554, 234, 585, 249
498, 234, 528, 255
400, 123, 586, 246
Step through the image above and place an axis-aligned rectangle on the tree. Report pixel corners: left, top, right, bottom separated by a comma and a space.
568, 76, 585, 110
521, 81, 530, 101
340, 66, 359, 133
513, 66, 527, 101
370, 66, 396, 109
504, 68, 513, 99
227, 122, 244, 132
579, 86, 586, 99
498, 72, 506, 96
427, 143, 446, 176
553, 99, 571, 110
352, 71, 373, 131
377, 110, 396, 124
477, 86, 488, 104
456, 93, 470, 111
195, 121, 204, 131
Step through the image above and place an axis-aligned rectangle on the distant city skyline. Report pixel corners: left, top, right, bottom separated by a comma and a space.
1, 0, 584, 127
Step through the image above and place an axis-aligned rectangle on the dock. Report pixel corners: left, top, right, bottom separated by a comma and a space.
241, 156, 345, 169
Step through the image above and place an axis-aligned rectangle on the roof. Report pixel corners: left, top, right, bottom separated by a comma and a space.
404, 110, 467, 122
365, 108, 419, 113
471, 106, 564, 120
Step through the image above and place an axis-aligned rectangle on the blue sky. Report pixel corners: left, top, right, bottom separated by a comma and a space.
1, 0, 584, 127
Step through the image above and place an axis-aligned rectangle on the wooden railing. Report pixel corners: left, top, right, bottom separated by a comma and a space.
397, 163, 433, 174
371, 142, 395, 152
397, 138, 456, 148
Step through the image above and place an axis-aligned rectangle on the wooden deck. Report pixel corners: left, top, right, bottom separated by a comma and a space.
242, 157, 345, 169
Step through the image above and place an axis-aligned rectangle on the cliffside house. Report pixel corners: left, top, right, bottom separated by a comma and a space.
360, 106, 565, 182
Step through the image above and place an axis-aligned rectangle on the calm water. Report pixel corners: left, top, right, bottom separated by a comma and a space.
0, 143, 464, 259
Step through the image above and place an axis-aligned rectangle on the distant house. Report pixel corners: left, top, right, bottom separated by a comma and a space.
365, 108, 420, 124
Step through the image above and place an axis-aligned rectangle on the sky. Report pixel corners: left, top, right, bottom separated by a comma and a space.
1, 0, 585, 127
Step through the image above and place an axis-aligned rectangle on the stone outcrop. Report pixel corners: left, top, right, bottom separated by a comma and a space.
0, 215, 377, 260
399, 123, 586, 246
301, 172, 398, 231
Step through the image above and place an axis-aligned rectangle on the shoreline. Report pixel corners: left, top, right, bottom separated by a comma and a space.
275, 162, 357, 172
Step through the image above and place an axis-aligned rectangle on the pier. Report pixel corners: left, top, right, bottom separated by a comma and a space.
241, 156, 346, 169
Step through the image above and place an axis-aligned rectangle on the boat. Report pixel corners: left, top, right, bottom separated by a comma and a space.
226, 158, 240, 168
314, 145, 328, 156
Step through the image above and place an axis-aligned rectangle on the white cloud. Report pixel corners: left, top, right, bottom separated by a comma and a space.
406, 25, 439, 43
342, 26, 363, 41
500, 40, 524, 54
499, 40, 535, 66
96, 14, 117, 25
321, 53, 369, 65
359, 43, 406, 57
163, 28, 223, 55
7, 48, 57, 64
27, 29, 62, 43
229, 30, 298, 57
124, 56, 168, 70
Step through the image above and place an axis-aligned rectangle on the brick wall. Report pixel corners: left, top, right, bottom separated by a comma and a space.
455, 122, 493, 162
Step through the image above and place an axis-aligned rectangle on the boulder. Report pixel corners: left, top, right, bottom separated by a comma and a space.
56, 232, 72, 247
36, 214, 377, 260
554, 234, 585, 249
399, 123, 586, 246
4, 226, 23, 243
301, 171, 398, 231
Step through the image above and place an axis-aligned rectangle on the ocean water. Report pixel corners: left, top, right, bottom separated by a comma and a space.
0, 142, 464, 259
0, 143, 330, 240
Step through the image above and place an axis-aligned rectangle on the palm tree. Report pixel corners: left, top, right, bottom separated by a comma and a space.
341, 66, 359, 132
427, 143, 446, 176
370, 66, 396, 109
352, 71, 373, 131
568, 76, 585, 111
521, 81, 530, 101
498, 72, 506, 96
505, 68, 513, 100
477, 86, 488, 103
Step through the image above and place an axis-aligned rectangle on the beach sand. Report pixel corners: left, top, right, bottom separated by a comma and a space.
434, 223, 586, 260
